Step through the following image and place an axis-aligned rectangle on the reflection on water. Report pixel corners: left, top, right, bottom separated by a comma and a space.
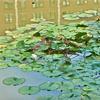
0, 0, 100, 35
0, 67, 64, 100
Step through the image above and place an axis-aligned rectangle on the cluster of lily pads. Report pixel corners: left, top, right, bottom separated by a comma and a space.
0, 20, 100, 99
63, 10, 100, 20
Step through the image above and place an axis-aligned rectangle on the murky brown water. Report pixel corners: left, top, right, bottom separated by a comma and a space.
0, 0, 100, 35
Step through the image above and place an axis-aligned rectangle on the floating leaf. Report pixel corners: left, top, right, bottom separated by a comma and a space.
58, 81, 74, 91
43, 70, 63, 77
85, 10, 97, 15
58, 93, 74, 100
0, 60, 8, 69
18, 86, 40, 95
78, 13, 93, 18
3, 77, 25, 86
16, 40, 25, 49
19, 64, 33, 72
63, 14, 79, 20
36, 96, 53, 100
40, 82, 60, 91
0, 36, 13, 44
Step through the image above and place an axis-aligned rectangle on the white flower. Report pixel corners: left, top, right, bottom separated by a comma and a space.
31, 54, 38, 60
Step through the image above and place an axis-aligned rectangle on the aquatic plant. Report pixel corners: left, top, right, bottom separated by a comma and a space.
0, 20, 100, 99
18, 86, 40, 95
3, 77, 25, 86
63, 10, 98, 21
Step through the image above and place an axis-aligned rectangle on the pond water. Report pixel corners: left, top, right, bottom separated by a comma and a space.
0, 67, 65, 100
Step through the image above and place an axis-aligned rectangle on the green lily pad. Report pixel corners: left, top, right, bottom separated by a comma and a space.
36, 96, 53, 100
59, 92, 81, 100
58, 93, 73, 100
58, 81, 74, 91
78, 13, 93, 18
0, 61, 8, 69
16, 40, 25, 49
36, 96, 59, 100
85, 10, 97, 15
18, 86, 40, 95
43, 70, 63, 77
18, 64, 33, 72
3, 77, 25, 86
40, 82, 60, 91
0, 36, 13, 44
63, 14, 79, 20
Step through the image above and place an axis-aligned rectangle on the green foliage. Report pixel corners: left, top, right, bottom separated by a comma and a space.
3, 77, 25, 86
40, 82, 60, 91
0, 36, 13, 44
18, 86, 40, 95
36, 96, 58, 100
0, 20, 100, 99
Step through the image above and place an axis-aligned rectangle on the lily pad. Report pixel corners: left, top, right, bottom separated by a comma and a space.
36, 96, 52, 100
58, 93, 74, 100
0, 61, 8, 69
63, 14, 79, 20
78, 13, 93, 18
85, 10, 97, 15
18, 86, 40, 95
36, 96, 59, 100
18, 64, 33, 72
40, 82, 60, 91
0, 36, 13, 44
3, 77, 25, 86
43, 70, 63, 77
